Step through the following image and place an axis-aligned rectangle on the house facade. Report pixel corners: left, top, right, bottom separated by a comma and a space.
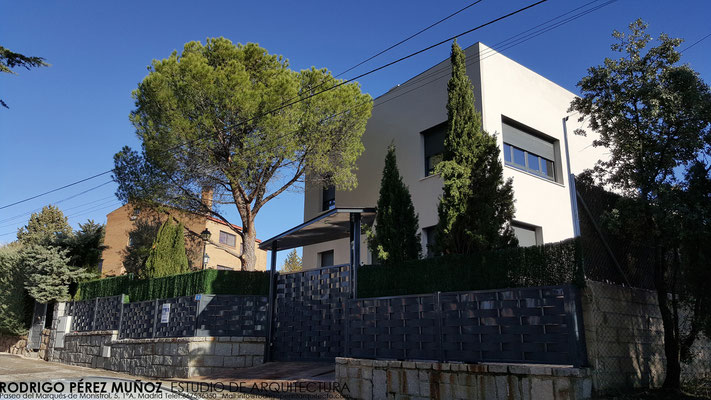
100, 204, 267, 276
302, 42, 605, 269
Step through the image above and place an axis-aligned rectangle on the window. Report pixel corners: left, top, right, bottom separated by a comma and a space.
322, 185, 335, 211
512, 221, 542, 247
422, 122, 447, 176
423, 226, 437, 258
217, 265, 233, 270
319, 250, 334, 268
219, 231, 236, 247
130, 208, 141, 221
502, 119, 558, 182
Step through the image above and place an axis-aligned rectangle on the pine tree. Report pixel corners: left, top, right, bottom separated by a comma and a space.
17, 205, 72, 246
436, 41, 517, 255
281, 249, 303, 273
21, 244, 92, 303
144, 218, 189, 278
368, 144, 421, 265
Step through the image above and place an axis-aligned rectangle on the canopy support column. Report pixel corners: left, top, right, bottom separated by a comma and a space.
264, 240, 277, 362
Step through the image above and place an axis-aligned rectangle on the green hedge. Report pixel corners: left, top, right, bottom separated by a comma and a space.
357, 238, 583, 298
76, 269, 270, 302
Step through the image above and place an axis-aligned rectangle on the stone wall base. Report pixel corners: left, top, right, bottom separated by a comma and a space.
0, 334, 32, 357
52, 331, 265, 379
336, 357, 592, 400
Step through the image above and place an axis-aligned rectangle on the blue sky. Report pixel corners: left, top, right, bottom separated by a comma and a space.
1, 0, 710, 266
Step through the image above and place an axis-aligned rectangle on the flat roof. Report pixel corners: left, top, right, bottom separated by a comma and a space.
259, 207, 375, 252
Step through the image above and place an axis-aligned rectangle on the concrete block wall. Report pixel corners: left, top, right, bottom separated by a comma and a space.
50, 330, 265, 379
582, 281, 711, 394
336, 357, 592, 400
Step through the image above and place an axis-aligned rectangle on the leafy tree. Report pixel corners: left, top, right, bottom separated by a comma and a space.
368, 144, 421, 264
570, 20, 711, 389
0, 242, 31, 335
144, 218, 189, 278
17, 205, 72, 246
281, 249, 303, 273
435, 41, 516, 255
21, 244, 92, 303
114, 38, 372, 271
61, 220, 106, 274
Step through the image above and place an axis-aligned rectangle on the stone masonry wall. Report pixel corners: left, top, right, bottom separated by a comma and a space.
0, 334, 30, 357
582, 281, 711, 394
336, 357, 593, 400
52, 331, 265, 379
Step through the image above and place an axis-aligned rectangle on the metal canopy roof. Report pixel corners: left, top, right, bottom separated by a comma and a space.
259, 207, 375, 252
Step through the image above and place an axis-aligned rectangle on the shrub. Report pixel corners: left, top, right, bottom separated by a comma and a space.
357, 238, 583, 298
76, 269, 269, 302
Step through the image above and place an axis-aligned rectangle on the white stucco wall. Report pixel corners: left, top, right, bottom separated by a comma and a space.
302, 42, 605, 269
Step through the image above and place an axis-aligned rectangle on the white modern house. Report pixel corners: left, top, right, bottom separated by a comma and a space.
301, 42, 605, 269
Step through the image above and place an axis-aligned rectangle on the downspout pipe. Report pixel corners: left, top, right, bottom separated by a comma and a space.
563, 116, 581, 238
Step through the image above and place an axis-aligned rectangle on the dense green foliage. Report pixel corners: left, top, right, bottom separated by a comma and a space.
0, 243, 32, 335
22, 244, 93, 303
0, 45, 49, 109
16, 205, 72, 246
76, 269, 269, 302
569, 20, 711, 389
60, 220, 105, 274
436, 41, 516, 255
368, 144, 421, 264
122, 217, 161, 276
144, 218, 189, 278
281, 249, 302, 273
358, 238, 582, 298
114, 38, 372, 270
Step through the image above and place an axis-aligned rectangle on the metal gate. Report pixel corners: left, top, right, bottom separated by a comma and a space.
27, 302, 47, 351
270, 264, 351, 361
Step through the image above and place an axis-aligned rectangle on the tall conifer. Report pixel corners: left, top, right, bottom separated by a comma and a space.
436, 41, 517, 254
144, 218, 189, 278
368, 144, 421, 264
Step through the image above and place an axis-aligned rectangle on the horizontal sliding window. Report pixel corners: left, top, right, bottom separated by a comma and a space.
502, 120, 558, 182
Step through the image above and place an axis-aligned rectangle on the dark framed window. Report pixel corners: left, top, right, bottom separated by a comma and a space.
319, 250, 334, 268
503, 143, 555, 181
322, 186, 335, 211
423, 226, 437, 258
422, 122, 447, 176
501, 119, 558, 182
219, 230, 236, 247
512, 221, 543, 247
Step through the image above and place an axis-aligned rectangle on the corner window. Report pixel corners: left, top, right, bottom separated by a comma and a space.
512, 221, 543, 247
219, 231, 236, 247
318, 250, 334, 268
322, 186, 335, 211
502, 118, 559, 182
422, 122, 447, 176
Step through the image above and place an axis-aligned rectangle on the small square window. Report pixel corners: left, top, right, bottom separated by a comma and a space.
319, 250, 334, 268
219, 231, 236, 247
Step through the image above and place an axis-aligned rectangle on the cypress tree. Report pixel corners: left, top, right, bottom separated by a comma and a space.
144, 218, 189, 278
436, 41, 517, 255
368, 144, 421, 264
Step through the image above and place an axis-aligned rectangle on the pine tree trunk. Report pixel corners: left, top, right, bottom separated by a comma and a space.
241, 220, 257, 271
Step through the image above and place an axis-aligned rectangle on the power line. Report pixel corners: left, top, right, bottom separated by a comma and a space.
1, 1, 547, 217
335, 0, 485, 78
681, 32, 711, 53
0, 181, 115, 225
374, 0, 616, 107
0, 170, 112, 211
0, 196, 119, 229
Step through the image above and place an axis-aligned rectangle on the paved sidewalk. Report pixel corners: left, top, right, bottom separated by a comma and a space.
0, 353, 150, 381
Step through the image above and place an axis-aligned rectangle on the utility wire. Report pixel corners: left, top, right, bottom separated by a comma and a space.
335, 0, 485, 78
681, 32, 711, 53
0, 0, 547, 217
0, 170, 112, 211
